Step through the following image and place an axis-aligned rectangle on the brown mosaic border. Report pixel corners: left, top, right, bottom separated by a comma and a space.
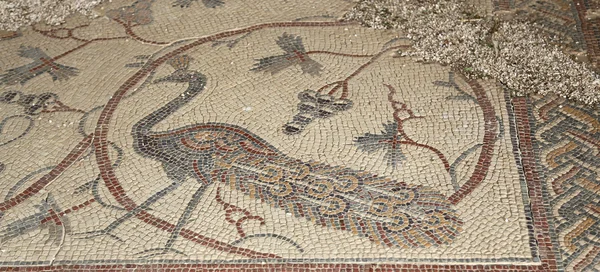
511, 97, 560, 272
0, 96, 559, 272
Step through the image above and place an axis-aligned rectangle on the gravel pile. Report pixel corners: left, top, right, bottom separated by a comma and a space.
343, 0, 600, 105
0, 0, 102, 31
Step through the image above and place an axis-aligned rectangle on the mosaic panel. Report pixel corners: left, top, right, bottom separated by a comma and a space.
1, 0, 597, 271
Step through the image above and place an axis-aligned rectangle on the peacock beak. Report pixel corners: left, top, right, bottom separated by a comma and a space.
153, 69, 205, 85
153, 69, 186, 84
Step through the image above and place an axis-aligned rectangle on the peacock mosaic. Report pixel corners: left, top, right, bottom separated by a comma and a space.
0, 0, 595, 271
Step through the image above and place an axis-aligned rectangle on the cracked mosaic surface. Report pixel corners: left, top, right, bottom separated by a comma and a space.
0, 0, 598, 271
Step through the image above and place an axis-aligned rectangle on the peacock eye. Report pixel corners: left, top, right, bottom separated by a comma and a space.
194, 132, 215, 141
369, 197, 393, 216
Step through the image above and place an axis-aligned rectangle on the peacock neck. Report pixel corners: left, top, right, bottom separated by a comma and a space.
133, 76, 206, 136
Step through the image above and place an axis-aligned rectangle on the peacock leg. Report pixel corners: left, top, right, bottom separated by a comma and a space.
73, 180, 182, 241
135, 184, 210, 258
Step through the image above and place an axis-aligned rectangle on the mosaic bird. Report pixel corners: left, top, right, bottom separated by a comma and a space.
0, 46, 78, 86
77, 55, 462, 257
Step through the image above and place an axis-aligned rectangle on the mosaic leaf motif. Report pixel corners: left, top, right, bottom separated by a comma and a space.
355, 121, 406, 167
0, 46, 78, 86
212, 32, 251, 49
251, 33, 323, 76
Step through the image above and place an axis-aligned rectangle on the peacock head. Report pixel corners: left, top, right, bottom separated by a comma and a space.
154, 69, 206, 84
154, 55, 207, 88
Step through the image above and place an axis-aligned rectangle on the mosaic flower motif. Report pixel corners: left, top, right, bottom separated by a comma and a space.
106, 0, 154, 26
354, 121, 406, 167
173, 0, 224, 8
0, 46, 79, 86
251, 33, 323, 76
0, 194, 70, 245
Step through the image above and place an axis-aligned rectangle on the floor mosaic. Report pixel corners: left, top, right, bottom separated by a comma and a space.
0, 0, 598, 271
